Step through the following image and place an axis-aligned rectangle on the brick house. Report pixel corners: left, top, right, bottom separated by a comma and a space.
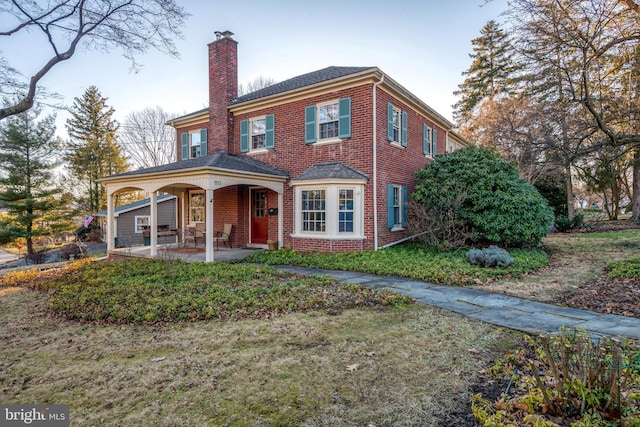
100, 31, 467, 261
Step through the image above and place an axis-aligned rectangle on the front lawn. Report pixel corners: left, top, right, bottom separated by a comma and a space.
243, 243, 549, 286
1, 258, 413, 323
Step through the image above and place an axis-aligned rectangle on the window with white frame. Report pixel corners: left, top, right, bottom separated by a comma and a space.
318, 102, 339, 139
301, 189, 326, 232
251, 118, 266, 149
392, 107, 401, 143
191, 131, 202, 158
293, 184, 364, 238
134, 215, 150, 233
387, 184, 408, 230
338, 189, 354, 232
189, 191, 205, 224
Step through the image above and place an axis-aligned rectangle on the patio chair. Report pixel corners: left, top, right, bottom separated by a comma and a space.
183, 224, 205, 247
214, 224, 233, 249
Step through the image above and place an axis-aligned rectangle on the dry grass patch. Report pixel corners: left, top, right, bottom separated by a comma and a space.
0, 287, 520, 426
471, 230, 640, 302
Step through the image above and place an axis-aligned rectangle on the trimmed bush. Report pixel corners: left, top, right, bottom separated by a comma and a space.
413, 146, 554, 246
466, 245, 514, 268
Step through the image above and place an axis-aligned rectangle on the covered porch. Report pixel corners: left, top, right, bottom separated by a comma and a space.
99, 151, 289, 262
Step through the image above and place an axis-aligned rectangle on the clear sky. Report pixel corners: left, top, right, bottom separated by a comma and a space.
4, 0, 509, 138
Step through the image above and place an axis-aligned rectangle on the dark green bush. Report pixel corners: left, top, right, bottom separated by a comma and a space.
554, 212, 584, 232
413, 146, 554, 246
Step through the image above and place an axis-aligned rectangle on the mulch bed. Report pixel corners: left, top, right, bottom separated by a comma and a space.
558, 276, 640, 318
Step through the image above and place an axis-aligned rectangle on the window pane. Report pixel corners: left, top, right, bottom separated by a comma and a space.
319, 103, 339, 139
338, 189, 354, 233
301, 190, 326, 232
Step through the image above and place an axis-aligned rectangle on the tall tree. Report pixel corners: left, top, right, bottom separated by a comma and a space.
0, 0, 188, 120
453, 20, 520, 131
0, 109, 73, 256
120, 107, 177, 168
65, 86, 127, 213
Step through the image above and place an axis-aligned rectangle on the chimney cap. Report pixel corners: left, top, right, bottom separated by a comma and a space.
214, 30, 234, 40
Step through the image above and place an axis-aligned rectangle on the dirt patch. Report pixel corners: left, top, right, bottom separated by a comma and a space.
559, 275, 640, 318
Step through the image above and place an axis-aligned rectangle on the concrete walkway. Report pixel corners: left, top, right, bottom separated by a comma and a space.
273, 266, 640, 341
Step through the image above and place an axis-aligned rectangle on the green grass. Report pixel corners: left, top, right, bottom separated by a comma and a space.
1, 258, 413, 323
243, 243, 549, 286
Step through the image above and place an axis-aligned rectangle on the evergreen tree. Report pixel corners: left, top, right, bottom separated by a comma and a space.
453, 20, 520, 127
0, 110, 73, 256
65, 86, 128, 213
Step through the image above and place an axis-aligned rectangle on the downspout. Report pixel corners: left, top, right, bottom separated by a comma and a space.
373, 74, 384, 250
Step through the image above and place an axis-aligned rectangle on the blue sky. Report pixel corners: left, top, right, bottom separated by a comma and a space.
4, 0, 509, 137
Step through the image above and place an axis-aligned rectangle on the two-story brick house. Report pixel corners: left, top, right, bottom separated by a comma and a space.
100, 31, 467, 262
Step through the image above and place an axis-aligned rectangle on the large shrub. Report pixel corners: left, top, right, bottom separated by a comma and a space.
412, 146, 553, 246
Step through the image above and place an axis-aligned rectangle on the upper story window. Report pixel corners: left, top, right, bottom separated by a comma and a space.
180, 129, 207, 160
305, 97, 351, 144
319, 102, 339, 139
387, 103, 407, 147
423, 124, 437, 157
240, 115, 274, 152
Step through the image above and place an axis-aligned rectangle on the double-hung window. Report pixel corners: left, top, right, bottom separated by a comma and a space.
305, 98, 351, 144
387, 103, 407, 147
319, 103, 339, 139
189, 191, 205, 224
240, 115, 275, 152
387, 184, 408, 230
338, 189, 354, 232
301, 189, 326, 232
251, 118, 266, 149
181, 129, 208, 160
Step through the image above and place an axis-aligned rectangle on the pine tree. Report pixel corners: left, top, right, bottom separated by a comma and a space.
65, 86, 128, 213
0, 109, 74, 257
453, 20, 520, 127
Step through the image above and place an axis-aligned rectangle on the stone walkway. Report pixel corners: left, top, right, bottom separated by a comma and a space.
273, 266, 640, 341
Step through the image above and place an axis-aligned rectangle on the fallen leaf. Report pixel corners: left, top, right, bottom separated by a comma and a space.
346, 364, 359, 372
150, 357, 166, 362
467, 348, 480, 354
365, 352, 376, 357
514, 402, 528, 412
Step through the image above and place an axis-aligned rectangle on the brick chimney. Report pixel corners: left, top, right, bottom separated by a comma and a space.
208, 30, 238, 153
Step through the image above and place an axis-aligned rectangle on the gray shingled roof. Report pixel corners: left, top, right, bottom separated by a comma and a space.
294, 162, 369, 181
230, 66, 374, 105
104, 150, 289, 179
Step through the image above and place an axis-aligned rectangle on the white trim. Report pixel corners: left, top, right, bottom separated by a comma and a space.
134, 215, 150, 233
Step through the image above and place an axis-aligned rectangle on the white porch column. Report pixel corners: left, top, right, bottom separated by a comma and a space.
107, 192, 115, 251
205, 189, 214, 262
150, 192, 158, 256
278, 192, 284, 249
180, 191, 186, 244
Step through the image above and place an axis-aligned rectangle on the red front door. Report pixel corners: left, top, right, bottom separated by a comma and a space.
251, 189, 268, 244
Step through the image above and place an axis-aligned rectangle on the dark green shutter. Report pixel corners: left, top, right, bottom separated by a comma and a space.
402, 185, 408, 226
422, 124, 429, 155
305, 105, 316, 143
387, 184, 395, 229
181, 132, 188, 160
240, 120, 249, 152
338, 97, 351, 138
387, 103, 394, 141
200, 128, 207, 157
265, 114, 275, 148
401, 111, 407, 147
432, 128, 437, 156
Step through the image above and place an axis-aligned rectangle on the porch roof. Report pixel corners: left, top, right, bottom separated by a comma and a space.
293, 162, 369, 181
101, 150, 289, 182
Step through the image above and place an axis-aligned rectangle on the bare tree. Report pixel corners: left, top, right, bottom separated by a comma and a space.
0, 0, 188, 120
120, 107, 177, 168
238, 75, 278, 96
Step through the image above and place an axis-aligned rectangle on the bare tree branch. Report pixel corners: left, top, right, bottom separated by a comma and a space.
0, 0, 188, 120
